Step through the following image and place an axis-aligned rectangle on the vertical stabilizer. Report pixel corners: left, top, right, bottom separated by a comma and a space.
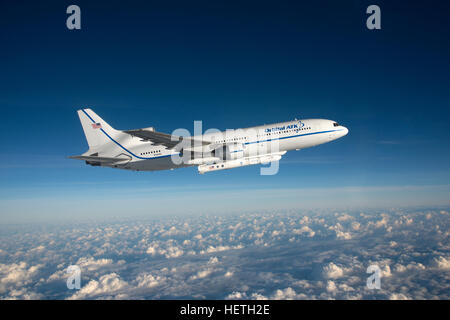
77, 108, 123, 150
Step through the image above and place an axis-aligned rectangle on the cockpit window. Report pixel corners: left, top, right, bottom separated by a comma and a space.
333, 122, 339, 127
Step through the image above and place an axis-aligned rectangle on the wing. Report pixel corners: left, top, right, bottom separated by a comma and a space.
125, 129, 210, 149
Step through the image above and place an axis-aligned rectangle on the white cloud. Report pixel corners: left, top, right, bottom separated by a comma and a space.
0, 262, 42, 293
299, 216, 310, 225
381, 265, 392, 277
190, 269, 213, 280
68, 273, 129, 299
3, 288, 43, 300
76, 257, 114, 271
161, 226, 182, 237
292, 226, 315, 237
135, 273, 165, 288
323, 262, 350, 279
337, 214, 353, 222
146, 246, 158, 255
335, 230, 352, 240
251, 292, 269, 300
208, 257, 219, 265
224, 271, 233, 278
434, 256, 450, 270
228, 287, 307, 300
351, 222, 361, 230
29, 245, 45, 253
1, 208, 448, 300
326, 281, 337, 293
200, 245, 243, 254
226, 291, 247, 299
389, 293, 411, 300
329, 223, 352, 239
394, 262, 426, 273
339, 283, 354, 292
271, 287, 301, 300
164, 246, 184, 259
374, 216, 389, 228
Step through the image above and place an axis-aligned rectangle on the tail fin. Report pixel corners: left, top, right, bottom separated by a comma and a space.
77, 108, 123, 149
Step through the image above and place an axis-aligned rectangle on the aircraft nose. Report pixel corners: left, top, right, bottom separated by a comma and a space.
342, 126, 349, 136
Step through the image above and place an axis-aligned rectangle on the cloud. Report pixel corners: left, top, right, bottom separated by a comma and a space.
208, 257, 219, 265
68, 273, 129, 299
29, 245, 46, 253
76, 257, 115, 271
394, 262, 426, 273
337, 214, 353, 222
226, 291, 247, 299
335, 230, 352, 240
136, 273, 165, 288
372, 216, 389, 228
226, 288, 307, 300
2, 288, 43, 300
326, 281, 338, 293
389, 293, 411, 300
271, 287, 304, 300
190, 269, 214, 281
0, 262, 42, 294
199, 245, 243, 254
434, 256, 450, 270
329, 223, 352, 240
0, 208, 449, 300
224, 271, 233, 278
164, 246, 184, 259
323, 263, 348, 279
292, 226, 315, 237
380, 265, 392, 278
146, 245, 158, 255
351, 222, 361, 230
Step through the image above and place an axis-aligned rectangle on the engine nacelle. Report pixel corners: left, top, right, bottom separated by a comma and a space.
213, 143, 244, 161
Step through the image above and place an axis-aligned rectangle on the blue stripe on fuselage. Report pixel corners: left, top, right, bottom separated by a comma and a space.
244, 129, 342, 145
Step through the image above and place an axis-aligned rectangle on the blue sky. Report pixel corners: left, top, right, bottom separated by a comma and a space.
0, 0, 449, 223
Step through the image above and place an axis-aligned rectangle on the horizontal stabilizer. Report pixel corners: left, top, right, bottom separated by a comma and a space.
68, 155, 130, 163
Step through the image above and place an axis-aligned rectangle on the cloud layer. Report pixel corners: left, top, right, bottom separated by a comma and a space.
0, 208, 449, 299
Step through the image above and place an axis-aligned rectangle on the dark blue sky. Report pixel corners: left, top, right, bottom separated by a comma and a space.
1, 1, 449, 222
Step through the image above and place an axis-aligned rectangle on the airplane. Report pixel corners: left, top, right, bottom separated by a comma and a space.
69, 108, 348, 174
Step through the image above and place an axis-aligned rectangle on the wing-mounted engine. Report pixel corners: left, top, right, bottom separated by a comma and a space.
184, 143, 245, 165
212, 143, 245, 161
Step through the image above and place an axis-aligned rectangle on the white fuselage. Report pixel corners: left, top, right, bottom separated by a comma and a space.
110, 119, 348, 172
